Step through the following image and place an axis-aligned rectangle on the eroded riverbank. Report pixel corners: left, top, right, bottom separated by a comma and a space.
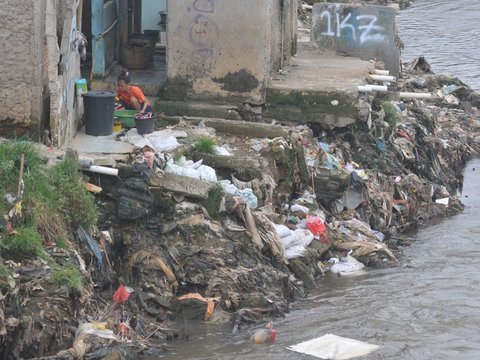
2, 1, 480, 359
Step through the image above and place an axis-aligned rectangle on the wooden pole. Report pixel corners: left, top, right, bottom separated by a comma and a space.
16, 154, 25, 199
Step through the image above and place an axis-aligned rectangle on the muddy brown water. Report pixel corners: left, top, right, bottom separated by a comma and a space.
149, 160, 480, 359
148, 2, 480, 358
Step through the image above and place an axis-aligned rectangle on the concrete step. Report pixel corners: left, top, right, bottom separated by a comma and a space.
264, 48, 373, 128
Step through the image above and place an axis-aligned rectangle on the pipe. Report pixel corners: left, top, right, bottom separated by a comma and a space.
369, 74, 396, 82
399, 92, 432, 99
374, 69, 390, 75
358, 85, 388, 92
83, 165, 119, 176
357, 86, 373, 92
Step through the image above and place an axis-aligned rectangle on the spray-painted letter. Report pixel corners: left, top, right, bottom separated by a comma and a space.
336, 12, 356, 40
320, 11, 335, 36
357, 15, 385, 43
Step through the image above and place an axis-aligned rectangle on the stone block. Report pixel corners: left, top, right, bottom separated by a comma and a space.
149, 172, 214, 199
311, 3, 401, 75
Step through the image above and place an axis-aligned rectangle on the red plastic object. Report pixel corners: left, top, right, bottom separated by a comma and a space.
113, 285, 131, 305
306, 216, 329, 244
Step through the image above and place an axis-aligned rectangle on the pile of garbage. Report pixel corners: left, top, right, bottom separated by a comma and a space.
2, 53, 480, 358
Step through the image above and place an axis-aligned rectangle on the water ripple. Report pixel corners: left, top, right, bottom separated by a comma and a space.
397, 0, 480, 91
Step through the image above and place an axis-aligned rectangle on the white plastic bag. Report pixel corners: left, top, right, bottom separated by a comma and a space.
290, 204, 310, 213
281, 232, 300, 249
285, 245, 308, 259
274, 224, 291, 238
293, 229, 314, 247
219, 180, 258, 209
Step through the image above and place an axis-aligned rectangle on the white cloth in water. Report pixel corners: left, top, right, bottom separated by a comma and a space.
287, 333, 380, 360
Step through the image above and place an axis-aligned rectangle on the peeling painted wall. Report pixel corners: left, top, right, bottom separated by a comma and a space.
47, 0, 83, 146
311, 4, 401, 75
0, 0, 47, 138
166, 0, 297, 103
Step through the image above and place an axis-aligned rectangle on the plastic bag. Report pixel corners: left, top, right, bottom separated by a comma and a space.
290, 204, 309, 213
281, 232, 300, 249
165, 162, 217, 182
306, 216, 329, 244
219, 180, 258, 209
274, 224, 291, 238
293, 229, 314, 247
285, 244, 308, 259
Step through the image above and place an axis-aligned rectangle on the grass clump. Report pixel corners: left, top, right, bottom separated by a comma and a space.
0, 225, 43, 259
194, 137, 217, 154
0, 141, 98, 256
0, 262, 10, 283
51, 265, 84, 294
383, 101, 399, 127
203, 184, 223, 218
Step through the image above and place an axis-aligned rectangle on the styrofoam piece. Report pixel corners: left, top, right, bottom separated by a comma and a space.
287, 334, 381, 359
435, 197, 449, 206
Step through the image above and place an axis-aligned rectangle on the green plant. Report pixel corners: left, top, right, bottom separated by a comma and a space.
0, 262, 10, 289
203, 184, 223, 218
194, 137, 217, 154
48, 158, 98, 231
54, 236, 70, 250
0, 141, 97, 256
0, 262, 10, 280
51, 265, 84, 294
0, 226, 43, 259
383, 101, 398, 127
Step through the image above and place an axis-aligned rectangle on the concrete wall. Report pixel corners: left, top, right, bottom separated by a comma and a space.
0, 0, 47, 138
166, 0, 297, 103
311, 3, 400, 75
267, 0, 298, 73
48, 0, 84, 146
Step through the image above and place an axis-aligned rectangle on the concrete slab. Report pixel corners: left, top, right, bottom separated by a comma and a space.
149, 172, 214, 199
264, 46, 373, 128
69, 128, 134, 154
270, 47, 372, 92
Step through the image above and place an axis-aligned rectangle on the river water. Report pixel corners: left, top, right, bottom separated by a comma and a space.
397, 0, 480, 91
156, 1, 480, 359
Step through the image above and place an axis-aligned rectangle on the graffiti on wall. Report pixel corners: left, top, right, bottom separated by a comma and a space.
193, 0, 214, 13
318, 7, 386, 44
189, 0, 218, 74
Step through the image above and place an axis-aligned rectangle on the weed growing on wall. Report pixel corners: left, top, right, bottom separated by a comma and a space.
194, 137, 217, 154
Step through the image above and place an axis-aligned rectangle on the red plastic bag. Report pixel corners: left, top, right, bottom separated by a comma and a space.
113, 285, 131, 305
306, 216, 329, 244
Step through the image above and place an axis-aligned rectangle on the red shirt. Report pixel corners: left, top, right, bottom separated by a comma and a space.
117, 85, 147, 107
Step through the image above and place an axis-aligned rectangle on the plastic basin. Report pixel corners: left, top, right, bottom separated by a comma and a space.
115, 110, 137, 128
